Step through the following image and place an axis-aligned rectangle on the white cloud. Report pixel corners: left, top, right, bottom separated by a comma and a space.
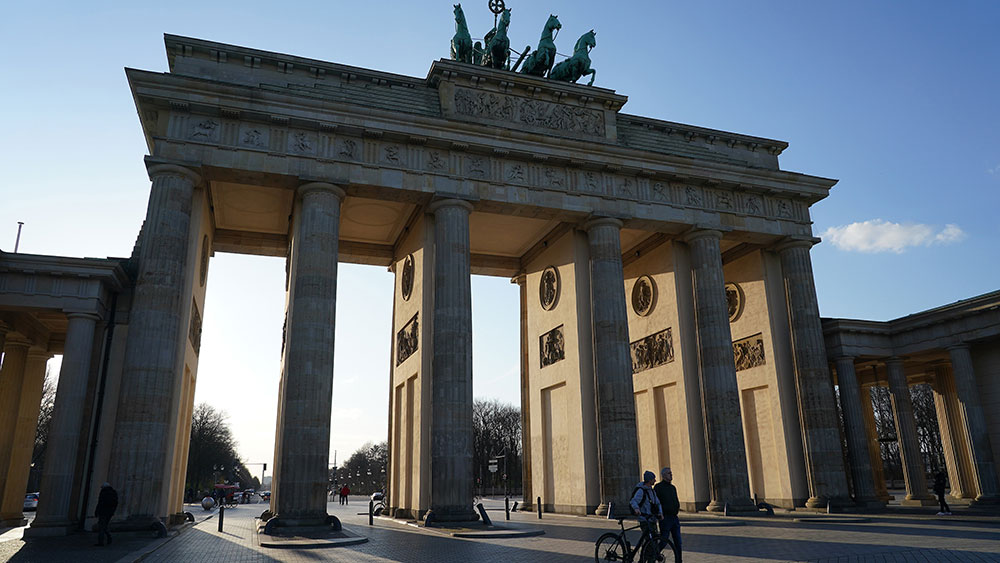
820, 219, 966, 253
988, 163, 1000, 175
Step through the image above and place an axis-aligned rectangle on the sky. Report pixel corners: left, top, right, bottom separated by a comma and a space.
2, 1, 998, 483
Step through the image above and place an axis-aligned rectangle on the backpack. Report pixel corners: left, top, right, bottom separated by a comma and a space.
629, 485, 650, 516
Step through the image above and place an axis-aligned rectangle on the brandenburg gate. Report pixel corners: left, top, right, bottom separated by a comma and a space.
3, 31, 995, 535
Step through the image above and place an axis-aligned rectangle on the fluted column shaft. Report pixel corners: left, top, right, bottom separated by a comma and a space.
947, 345, 999, 500
931, 369, 974, 499
834, 357, 880, 505
885, 358, 932, 500
515, 275, 533, 510
272, 183, 344, 523
684, 229, 752, 511
34, 313, 100, 528
0, 349, 50, 525
109, 164, 199, 524
860, 384, 891, 501
586, 218, 639, 515
778, 240, 849, 506
427, 199, 477, 522
0, 338, 31, 502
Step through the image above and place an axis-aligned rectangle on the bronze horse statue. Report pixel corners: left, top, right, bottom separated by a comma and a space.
481, 8, 511, 70
549, 29, 596, 86
451, 4, 473, 64
520, 14, 561, 77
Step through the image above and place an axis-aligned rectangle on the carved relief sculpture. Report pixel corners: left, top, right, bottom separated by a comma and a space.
189, 300, 203, 355
396, 313, 419, 365
725, 282, 744, 322
631, 275, 656, 317
453, 87, 605, 137
630, 327, 674, 374
199, 235, 209, 287
400, 254, 414, 301
733, 333, 766, 371
539, 266, 560, 311
539, 325, 565, 368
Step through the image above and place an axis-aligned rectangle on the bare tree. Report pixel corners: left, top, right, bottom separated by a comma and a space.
472, 398, 521, 495
337, 441, 387, 495
27, 366, 57, 492
185, 402, 257, 498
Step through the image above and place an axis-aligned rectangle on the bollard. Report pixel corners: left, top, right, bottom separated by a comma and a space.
369, 500, 374, 525
607, 502, 614, 519
537, 496, 542, 519
724, 502, 729, 517
218, 502, 225, 532
476, 502, 492, 526
505, 497, 510, 520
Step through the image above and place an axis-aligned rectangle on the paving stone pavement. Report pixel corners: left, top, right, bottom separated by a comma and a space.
2, 497, 999, 562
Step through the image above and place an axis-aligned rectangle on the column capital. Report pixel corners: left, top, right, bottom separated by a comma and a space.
945, 343, 970, 353
145, 163, 202, 186
681, 227, 724, 244
297, 182, 345, 200
834, 355, 856, 363
427, 198, 474, 214
582, 216, 623, 232
510, 273, 526, 286
65, 311, 101, 322
27, 347, 53, 361
3, 335, 31, 350
885, 356, 905, 367
774, 235, 821, 253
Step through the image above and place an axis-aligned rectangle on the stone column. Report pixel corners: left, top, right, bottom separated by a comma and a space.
108, 163, 200, 526
514, 274, 533, 511
32, 313, 100, 531
860, 383, 891, 502
426, 198, 477, 522
0, 322, 8, 366
682, 229, 753, 512
271, 182, 344, 525
833, 357, 882, 507
947, 345, 999, 501
777, 239, 849, 507
1, 349, 51, 526
885, 358, 933, 504
0, 337, 31, 505
931, 368, 975, 499
586, 218, 639, 516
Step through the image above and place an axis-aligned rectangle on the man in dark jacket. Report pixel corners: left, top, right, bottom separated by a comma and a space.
95, 482, 118, 546
654, 467, 682, 563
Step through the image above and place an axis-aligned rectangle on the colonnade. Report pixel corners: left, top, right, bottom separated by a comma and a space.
833, 353, 999, 506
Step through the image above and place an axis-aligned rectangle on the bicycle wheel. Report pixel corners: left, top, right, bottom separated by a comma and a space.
639, 536, 662, 563
595, 532, 628, 562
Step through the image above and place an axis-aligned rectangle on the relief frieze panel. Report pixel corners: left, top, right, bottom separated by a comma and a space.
288, 130, 317, 155
396, 312, 419, 365
630, 327, 674, 374
539, 325, 565, 368
239, 125, 268, 149
452, 87, 605, 138
733, 333, 766, 372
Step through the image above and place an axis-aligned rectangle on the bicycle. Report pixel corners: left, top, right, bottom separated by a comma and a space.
594, 516, 674, 563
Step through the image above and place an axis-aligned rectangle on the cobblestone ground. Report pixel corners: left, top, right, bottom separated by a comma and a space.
2, 497, 998, 562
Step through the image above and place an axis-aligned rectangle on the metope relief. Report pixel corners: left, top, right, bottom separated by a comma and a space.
631, 275, 657, 317
189, 118, 219, 142
539, 325, 565, 368
539, 266, 560, 311
238, 125, 268, 148
725, 282, 745, 323
396, 313, 419, 365
733, 333, 765, 371
630, 328, 674, 374
189, 300, 203, 355
400, 254, 414, 301
452, 87, 605, 138
289, 131, 316, 155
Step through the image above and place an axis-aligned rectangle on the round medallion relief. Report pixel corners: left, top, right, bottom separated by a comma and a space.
199, 235, 209, 287
400, 254, 414, 301
631, 275, 657, 317
725, 282, 744, 323
539, 266, 560, 311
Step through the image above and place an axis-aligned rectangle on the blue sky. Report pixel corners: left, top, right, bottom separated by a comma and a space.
2, 1, 997, 476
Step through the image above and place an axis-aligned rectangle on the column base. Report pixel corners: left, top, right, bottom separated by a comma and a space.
969, 495, 1000, 506
705, 498, 756, 514
595, 503, 610, 517
422, 507, 478, 524
900, 495, 937, 507
23, 521, 76, 537
262, 514, 342, 534
0, 516, 27, 528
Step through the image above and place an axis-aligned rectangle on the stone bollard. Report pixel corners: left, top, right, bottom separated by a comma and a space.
218, 503, 225, 532
369, 500, 374, 526
537, 496, 542, 519
505, 497, 510, 520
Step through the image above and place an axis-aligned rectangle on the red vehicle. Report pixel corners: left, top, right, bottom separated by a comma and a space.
214, 484, 239, 507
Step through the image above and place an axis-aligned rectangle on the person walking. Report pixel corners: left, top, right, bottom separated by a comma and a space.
629, 471, 663, 561
933, 472, 951, 515
94, 482, 118, 546
654, 467, 682, 563
340, 484, 350, 505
